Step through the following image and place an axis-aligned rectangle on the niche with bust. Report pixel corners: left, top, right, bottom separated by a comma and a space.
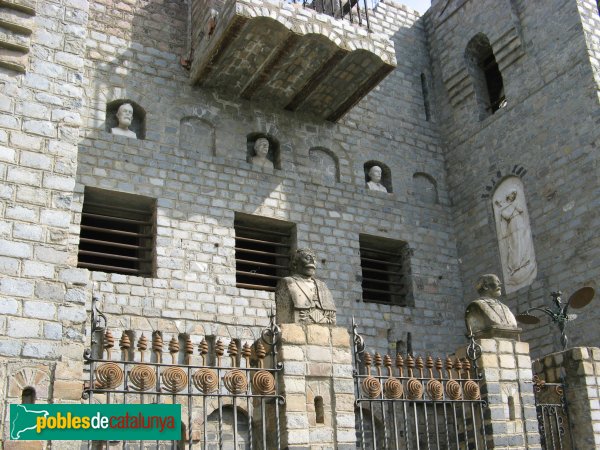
105, 99, 146, 140
246, 133, 280, 170
364, 161, 392, 193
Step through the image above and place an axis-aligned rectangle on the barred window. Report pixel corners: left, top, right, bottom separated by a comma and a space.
359, 235, 412, 306
234, 213, 294, 291
77, 187, 155, 277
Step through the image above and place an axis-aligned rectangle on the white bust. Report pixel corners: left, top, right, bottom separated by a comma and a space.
251, 137, 273, 169
111, 103, 137, 139
367, 165, 387, 192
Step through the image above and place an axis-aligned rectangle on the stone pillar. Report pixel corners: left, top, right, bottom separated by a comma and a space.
278, 323, 355, 449
533, 347, 600, 449
461, 338, 540, 449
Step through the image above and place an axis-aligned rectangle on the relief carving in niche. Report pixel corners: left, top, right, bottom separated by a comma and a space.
492, 177, 537, 293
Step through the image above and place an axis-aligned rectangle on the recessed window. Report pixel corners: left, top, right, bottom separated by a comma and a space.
359, 234, 412, 306
77, 187, 155, 277
21, 387, 36, 404
315, 396, 324, 424
234, 213, 295, 291
420, 73, 431, 121
465, 33, 506, 119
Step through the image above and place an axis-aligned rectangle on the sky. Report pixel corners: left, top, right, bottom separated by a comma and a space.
397, 0, 431, 13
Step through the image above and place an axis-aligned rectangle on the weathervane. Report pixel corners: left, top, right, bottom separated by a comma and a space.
516, 287, 595, 350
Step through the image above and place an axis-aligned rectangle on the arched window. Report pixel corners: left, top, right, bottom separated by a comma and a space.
21, 387, 36, 404
465, 34, 506, 119
314, 396, 325, 424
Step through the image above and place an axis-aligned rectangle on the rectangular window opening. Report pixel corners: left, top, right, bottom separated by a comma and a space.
77, 187, 156, 277
359, 234, 412, 306
234, 213, 295, 292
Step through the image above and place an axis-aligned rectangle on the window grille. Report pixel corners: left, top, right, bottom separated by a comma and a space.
77, 188, 155, 277
234, 213, 294, 291
359, 235, 411, 305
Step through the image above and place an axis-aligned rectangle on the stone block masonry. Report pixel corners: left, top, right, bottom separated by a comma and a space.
533, 347, 600, 449
459, 338, 541, 449
279, 323, 355, 449
0, 0, 90, 442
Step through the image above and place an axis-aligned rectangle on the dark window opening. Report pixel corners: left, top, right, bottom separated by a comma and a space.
77, 187, 155, 277
465, 33, 506, 119
235, 213, 294, 292
482, 54, 505, 113
22, 387, 36, 404
508, 395, 516, 420
315, 396, 325, 424
420, 73, 431, 121
359, 235, 412, 306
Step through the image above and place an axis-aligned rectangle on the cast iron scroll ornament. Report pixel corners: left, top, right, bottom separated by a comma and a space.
361, 352, 382, 398
383, 354, 403, 399
95, 363, 123, 389
129, 365, 156, 391
406, 355, 423, 400
192, 338, 218, 394
252, 341, 275, 395
445, 357, 462, 400
223, 339, 248, 395
425, 356, 443, 400
162, 367, 188, 393
462, 359, 481, 400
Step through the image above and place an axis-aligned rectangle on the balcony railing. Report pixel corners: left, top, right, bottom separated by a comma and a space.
291, 0, 371, 30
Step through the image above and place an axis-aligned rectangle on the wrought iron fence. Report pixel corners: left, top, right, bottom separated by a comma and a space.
83, 296, 284, 449
290, 0, 371, 30
533, 374, 573, 450
352, 321, 488, 449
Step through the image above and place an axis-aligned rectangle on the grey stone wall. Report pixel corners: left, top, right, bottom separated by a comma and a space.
74, 0, 465, 369
425, 0, 600, 357
0, 0, 90, 441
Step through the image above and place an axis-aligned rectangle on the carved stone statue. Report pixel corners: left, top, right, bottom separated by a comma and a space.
493, 177, 537, 293
111, 103, 137, 139
250, 137, 273, 169
465, 274, 520, 339
366, 165, 387, 192
275, 248, 336, 325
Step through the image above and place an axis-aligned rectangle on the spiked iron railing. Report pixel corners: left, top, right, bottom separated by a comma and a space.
532, 374, 572, 450
291, 0, 371, 30
83, 296, 284, 449
352, 320, 488, 449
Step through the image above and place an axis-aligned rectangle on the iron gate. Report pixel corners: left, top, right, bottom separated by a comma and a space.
83, 296, 284, 449
352, 321, 488, 450
532, 374, 573, 450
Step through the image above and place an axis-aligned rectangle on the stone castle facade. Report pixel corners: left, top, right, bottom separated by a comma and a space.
0, 0, 598, 445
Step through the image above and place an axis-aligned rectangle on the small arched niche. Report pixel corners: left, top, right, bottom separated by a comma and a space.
412, 172, 438, 204
106, 99, 146, 139
465, 33, 506, 120
247, 133, 280, 170
179, 116, 215, 155
364, 161, 392, 193
309, 147, 339, 184
21, 386, 36, 404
